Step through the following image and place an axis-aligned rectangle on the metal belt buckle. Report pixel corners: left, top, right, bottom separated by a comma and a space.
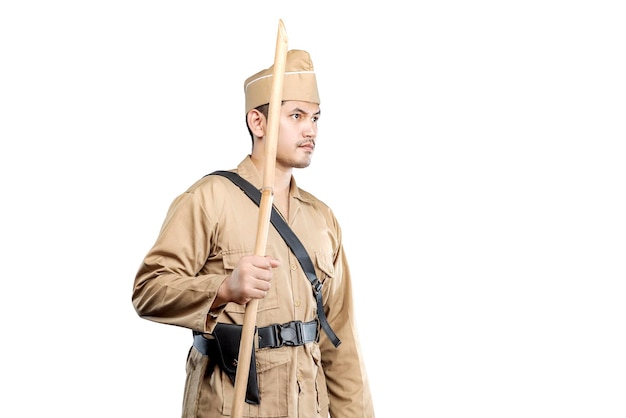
277, 320, 303, 346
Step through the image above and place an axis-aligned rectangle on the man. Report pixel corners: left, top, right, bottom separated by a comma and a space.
132, 49, 375, 417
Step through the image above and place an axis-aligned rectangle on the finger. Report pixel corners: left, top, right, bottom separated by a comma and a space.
265, 256, 281, 269
270, 258, 281, 268
252, 256, 274, 269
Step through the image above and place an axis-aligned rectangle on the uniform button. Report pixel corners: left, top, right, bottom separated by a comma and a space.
294, 300, 301, 307
290, 264, 297, 271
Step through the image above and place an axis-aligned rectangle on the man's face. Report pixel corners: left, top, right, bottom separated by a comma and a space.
274, 100, 320, 170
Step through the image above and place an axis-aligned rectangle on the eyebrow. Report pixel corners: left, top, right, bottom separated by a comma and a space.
290, 107, 321, 117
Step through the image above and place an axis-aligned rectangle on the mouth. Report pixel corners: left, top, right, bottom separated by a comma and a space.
298, 141, 315, 151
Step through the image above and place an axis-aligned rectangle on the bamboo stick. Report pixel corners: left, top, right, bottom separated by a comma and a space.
230, 19, 288, 417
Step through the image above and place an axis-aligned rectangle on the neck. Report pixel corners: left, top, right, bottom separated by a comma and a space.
250, 154, 292, 194
250, 154, 292, 219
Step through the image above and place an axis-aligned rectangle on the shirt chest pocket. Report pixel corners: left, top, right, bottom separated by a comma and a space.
313, 251, 335, 284
221, 248, 280, 315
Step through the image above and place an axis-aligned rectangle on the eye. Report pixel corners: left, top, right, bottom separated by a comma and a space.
291, 113, 301, 120
312, 115, 319, 123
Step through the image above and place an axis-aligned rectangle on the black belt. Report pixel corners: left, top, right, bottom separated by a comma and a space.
193, 319, 319, 355
257, 319, 319, 348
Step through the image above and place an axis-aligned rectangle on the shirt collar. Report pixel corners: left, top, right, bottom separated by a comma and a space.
236, 156, 313, 204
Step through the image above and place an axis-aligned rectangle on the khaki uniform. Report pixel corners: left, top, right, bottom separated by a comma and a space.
133, 156, 375, 417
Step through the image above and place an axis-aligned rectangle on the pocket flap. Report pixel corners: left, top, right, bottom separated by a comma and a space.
314, 251, 335, 279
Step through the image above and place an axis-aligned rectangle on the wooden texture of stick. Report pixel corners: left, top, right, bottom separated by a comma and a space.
230, 19, 288, 417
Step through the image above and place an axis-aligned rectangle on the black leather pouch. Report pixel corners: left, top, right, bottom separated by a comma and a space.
210, 323, 260, 405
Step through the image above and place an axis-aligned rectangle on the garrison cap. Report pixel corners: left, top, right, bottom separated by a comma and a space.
244, 49, 320, 114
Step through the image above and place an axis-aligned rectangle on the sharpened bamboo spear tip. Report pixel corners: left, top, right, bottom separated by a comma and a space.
278, 19, 287, 43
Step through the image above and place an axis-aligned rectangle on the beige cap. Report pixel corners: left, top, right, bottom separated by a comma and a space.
244, 49, 320, 114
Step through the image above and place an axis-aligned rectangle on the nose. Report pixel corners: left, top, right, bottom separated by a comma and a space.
304, 119, 317, 138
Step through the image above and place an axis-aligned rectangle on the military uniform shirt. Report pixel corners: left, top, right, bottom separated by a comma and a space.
133, 156, 374, 418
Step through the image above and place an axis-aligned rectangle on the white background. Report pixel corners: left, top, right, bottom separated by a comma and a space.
1, 1, 625, 417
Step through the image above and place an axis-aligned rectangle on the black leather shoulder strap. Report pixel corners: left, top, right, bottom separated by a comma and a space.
208, 170, 341, 347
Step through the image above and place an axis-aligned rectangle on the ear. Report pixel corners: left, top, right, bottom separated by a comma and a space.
247, 109, 266, 138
